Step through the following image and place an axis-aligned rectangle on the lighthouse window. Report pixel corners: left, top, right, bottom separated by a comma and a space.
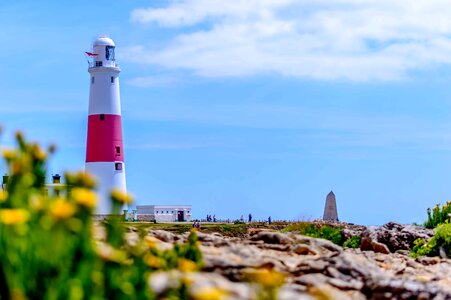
115, 146, 121, 154
100, 114, 105, 121
106, 46, 115, 61
95, 61, 103, 67
91, 77, 95, 84
115, 163, 122, 171
111, 76, 115, 83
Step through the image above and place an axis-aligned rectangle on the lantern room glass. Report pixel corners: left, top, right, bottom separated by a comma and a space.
106, 46, 115, 61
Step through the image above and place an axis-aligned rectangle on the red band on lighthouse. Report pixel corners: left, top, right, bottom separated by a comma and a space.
86, 114, 124, 162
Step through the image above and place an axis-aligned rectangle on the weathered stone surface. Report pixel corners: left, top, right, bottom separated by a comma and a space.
147, 229, 176, 243
249, 231, 294, 245
360, 222, 434, 253
360, 227, 391, 254
129, 226, 451, 299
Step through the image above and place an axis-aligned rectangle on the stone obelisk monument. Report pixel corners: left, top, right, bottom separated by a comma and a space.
323, 191, 339, 221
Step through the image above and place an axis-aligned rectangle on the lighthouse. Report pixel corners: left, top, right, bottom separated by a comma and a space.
85, 36, 127, 214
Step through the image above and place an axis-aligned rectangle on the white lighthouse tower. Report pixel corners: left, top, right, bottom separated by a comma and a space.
85, 36, 127, 214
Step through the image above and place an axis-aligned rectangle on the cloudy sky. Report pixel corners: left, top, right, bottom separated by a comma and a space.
2, 0, 451, 224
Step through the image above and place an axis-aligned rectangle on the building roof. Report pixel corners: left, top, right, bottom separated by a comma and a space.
93, 35, 115, 47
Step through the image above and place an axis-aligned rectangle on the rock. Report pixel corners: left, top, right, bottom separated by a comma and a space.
196, 232, 229, 246
292, 244, 317, 255
416, 256, 440, 266
360, 228, 390, 254
249, 231, 294, 245
293, 259, 328, 275
360, 223, 434, 254
124, 230, 140, 246
147, 230, 175, 243
307, 283, 363, 300
109, 225, 451, 299
294, 235, 343, 255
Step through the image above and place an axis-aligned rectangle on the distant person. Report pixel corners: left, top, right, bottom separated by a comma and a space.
213, 215, 217, 222
240, 215, 244, 222
192, 221, 197, 228
248, 213, 252, 223
196, 221, 201, 230
268, 216, 272, 225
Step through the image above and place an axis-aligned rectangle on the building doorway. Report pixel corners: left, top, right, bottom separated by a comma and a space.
177, 211, 184, 222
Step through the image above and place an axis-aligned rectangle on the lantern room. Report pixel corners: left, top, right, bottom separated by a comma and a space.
91, 36, 116, 68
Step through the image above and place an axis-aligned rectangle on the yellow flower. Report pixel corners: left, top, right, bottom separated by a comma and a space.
2, 148, 16, 160
0, 190, 8, 203
50, 198, 76, 219
192, 287, 226, 300
178, 259, 197, 272
144, 236, 158, 248
65, 172, 96, 189
11, 163, 21, 175
29, 195, 44, 211
30, 144, 47, 161
0, 209, 30, 225
77, 172, 96, 188
244, 268, 285, 288
110, 189, 133, 204
72, 188, 97, 208
143, 254, 162, 268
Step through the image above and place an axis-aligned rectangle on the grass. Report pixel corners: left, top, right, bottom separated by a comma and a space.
125, 221, 295, 237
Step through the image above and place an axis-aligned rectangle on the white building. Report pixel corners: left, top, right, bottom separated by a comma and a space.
136, 205, 192, 222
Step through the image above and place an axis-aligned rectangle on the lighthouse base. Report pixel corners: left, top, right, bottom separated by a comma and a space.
85, 161, 127, 215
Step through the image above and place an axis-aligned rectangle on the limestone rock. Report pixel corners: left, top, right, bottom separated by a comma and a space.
112, 225, 451, 299
360, 223, 434, 254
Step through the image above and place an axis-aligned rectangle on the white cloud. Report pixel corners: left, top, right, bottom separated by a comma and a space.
128, 0, 451, 81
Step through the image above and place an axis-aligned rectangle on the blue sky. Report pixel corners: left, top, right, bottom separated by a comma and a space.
2, 1, 451, 225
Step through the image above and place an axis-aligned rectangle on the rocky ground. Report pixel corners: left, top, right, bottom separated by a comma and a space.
124, 223, 451, 300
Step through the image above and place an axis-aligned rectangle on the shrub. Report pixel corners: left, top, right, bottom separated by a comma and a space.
424, 202, 451, 229
282, 222, 345, 246
343, 236, 361, 249
0, 131, 203, 299
411, 223, 451, 258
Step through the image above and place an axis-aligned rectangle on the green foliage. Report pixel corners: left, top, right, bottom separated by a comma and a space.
411, 223, 451, 258
424, 202, 451, 229
234, 219, 245, 224
434, 223, 451, 255
414, 201, 451, 258
0, 132, 204, 300
282, 222, 345, 245
343, 235, 361, 249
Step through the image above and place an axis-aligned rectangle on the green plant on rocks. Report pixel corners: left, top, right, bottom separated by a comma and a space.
282, 222, 345, 245
343, 235, 361, 249
0, 131, 203, 300
411, 223, 451, 258
424, 202, 451, 229
411, 202, 451, 258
